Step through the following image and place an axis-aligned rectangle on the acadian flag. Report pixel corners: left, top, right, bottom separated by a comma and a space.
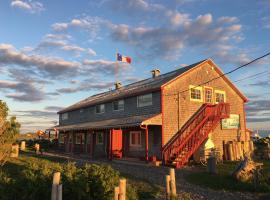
117, 53, 132, 64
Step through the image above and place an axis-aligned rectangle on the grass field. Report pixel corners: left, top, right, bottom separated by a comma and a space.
0, 153, 164, 200
184, 160, 270, 192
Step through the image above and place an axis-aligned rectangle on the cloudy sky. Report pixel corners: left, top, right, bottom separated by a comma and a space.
0, 0, 270, 133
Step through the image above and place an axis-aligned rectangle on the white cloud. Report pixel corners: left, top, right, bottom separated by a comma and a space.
196, 14, 213, 25
0, 43, 79, 78
11, 0, 44, 14
217, 16, 238, 24
52, 23, 68, 31
51, 12, 247, 63
227, 24, 242, 32
87, 48, 97, 56
44, 34, 72, 40
0, 79, 45, 102
35, 37, 97, 56
167, 11, 190, 26
105, 0, 165, 13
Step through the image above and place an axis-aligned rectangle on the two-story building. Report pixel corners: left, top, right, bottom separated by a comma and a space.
56, 59, 250, 168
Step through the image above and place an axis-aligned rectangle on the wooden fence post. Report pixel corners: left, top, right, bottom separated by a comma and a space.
232, 141, 237, 160
51, 172, 62, 200
10, 144, 19, 158
169, 168, 177, 197
119, 178, 126, 200
114, 186, 119, 200
57, 184, 62, 200
35, 143, 40, 154
165, 175, 171, 199
222, 141, 227, 160
228, 142, 234, 161
237, 141, 243, 159
20, 141, 25, 151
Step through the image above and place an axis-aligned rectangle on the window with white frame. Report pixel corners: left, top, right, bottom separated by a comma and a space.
96, 132, 104, 144
61, 113, 68, 120
59, 134, 65, 144
137, 93, 152, 107
204, 87, 213, 103
113, 99, 124, 111
215, 90, 226, 103
96, 104, 105, 114
130, 131, 142, 147
190, 86, 203, 102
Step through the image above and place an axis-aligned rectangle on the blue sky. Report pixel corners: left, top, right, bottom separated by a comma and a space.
0, 0, 270, 133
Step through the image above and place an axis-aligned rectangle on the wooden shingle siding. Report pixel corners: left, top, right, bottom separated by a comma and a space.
162, 62, 247, 155
59, 91, 161, 126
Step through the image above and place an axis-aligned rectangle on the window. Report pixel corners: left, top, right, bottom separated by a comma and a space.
137, 93, 152, 107
75, 133, 84, 144
130, 131, 142, 147
189, 86, 203, 102
96, 104, 105, 114
113, 100, 124, 111
215, 90, 226, 103
61, 113, 68, 120
59, 134, 65, 144
96, 132, 104, 144
204, 87, 213, 103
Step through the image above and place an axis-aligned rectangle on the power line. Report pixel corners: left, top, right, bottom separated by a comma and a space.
164, 52, 270, 96
233, 69, 270, 83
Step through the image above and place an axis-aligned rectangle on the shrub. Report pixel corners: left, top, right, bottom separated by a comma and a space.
0, 101, 20, 166
0, 157, 120, 200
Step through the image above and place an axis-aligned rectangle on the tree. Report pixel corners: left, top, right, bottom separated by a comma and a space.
0, 100, 21, 166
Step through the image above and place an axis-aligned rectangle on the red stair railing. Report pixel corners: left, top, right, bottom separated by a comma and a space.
162, 103, 230, 168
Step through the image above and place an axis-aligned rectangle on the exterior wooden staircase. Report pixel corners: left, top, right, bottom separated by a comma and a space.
162, 103, 230, 168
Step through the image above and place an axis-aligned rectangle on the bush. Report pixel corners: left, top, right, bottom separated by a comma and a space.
24, 139, 58, 151
0, 157, 120, 200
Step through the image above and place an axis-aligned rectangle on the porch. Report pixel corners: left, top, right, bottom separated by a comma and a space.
57, 114, 162, 161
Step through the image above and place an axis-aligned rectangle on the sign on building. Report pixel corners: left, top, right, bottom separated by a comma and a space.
221, 114, 240, 129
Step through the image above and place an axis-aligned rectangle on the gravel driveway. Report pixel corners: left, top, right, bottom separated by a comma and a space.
43, 152, 265, 200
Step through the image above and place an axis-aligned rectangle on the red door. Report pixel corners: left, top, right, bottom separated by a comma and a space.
112, 129, 123, 158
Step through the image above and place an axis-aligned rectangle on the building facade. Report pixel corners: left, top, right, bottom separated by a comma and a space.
56, 59, 250, 167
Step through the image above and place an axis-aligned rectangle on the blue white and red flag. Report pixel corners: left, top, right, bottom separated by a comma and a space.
117, 53, 132, 64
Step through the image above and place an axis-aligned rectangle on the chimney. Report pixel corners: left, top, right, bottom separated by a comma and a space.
114, 82, 122, 89
151, 69, 161, 78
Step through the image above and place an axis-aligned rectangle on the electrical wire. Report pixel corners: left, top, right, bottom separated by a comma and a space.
163, 52, 270, 96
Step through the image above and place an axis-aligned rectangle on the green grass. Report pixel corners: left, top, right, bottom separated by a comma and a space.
184, 161, 270, 192
1, 153, 164, 200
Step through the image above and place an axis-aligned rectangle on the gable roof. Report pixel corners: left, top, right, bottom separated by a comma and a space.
161, 59, 248, 102
58, 59, 206, 114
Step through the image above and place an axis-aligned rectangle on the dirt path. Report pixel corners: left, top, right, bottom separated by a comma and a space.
42, 152, 259, 200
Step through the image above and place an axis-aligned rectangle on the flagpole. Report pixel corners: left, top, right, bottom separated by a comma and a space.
115, 48, 119, 83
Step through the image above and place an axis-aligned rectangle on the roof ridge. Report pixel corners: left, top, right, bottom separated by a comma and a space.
58, 59, 207, 113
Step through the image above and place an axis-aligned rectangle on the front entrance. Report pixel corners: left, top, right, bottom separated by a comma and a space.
111, 129, 123, 158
